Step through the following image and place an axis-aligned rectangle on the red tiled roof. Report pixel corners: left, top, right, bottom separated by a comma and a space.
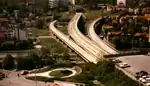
5, 41, 15, 44
108, 31, 121, 35
0, 18, 8, 22
0, 32, 5, 41
134, 33, 149, 37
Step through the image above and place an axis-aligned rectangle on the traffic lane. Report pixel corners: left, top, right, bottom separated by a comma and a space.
118, 55, 150, 75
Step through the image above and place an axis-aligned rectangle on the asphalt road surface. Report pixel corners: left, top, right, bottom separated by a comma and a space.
0, 71, 46, 86
118, 55, 150, 75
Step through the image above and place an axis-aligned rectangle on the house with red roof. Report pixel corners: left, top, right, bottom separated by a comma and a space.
0, 32, 5, 41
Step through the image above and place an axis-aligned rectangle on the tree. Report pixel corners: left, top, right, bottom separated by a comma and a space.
40, 47, 50, 59
29, 52, 41, 67
16, 40, 28, 50
2, 54, 14, 69
62, 51, 70, 60
16, 56, 35, 70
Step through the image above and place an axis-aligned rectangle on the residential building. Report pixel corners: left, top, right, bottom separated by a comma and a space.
13, 28, 27, 40
49, 0, 59, 8
49, 0, 68, 8
117, 0, 134, 7
59, 0, 68, 8
0, 32, 5, 41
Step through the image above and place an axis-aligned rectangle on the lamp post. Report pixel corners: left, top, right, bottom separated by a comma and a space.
34, 45, 42, 56
34, 45, 42, 86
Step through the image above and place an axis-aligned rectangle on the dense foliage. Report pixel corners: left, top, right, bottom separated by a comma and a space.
2, 54, 14, 69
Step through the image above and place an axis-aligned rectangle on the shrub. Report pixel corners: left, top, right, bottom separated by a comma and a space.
2, 54, 14, 70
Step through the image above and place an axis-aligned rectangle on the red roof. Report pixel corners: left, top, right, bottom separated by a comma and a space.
108, 31, 121, 35
134, 33, 149, 37
5, 41, 15, 44
0, 18, 8, 22
0, 32, 5, 41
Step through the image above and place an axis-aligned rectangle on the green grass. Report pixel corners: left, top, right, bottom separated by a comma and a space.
39, 38, 68, 54
84, 10, 105, 20
31, 28, 49, 36
57, 25, 68, 35
26, 76, 53, 82
49, 70, 72, 78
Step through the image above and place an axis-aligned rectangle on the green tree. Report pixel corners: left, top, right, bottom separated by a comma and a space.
62, 51, 69, 60
16, 56, 35, 70
29, 52, 41, 67
2, 54, 14, 69
16, 40, 28, 50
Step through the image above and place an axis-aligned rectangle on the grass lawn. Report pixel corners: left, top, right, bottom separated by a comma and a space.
57, 25, 68, 35
49, 70, 72, 78
84, 10, 105, 20
31, 28, 49, 36
39, 38, 68, 54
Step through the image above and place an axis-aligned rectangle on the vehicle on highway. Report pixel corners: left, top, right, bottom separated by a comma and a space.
118, 63, 130, 68
20, 70, 29, 75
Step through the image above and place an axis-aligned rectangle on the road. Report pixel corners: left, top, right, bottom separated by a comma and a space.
49, 20, 98, 63
118, 55, 150, 75
88, 17, 120, 55
0, 71, 46, 86
68, 13, 106, 60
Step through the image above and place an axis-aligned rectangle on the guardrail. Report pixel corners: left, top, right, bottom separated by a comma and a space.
88, 17, 120, 55
49, 20, 98, 64
68, 13, 108, 60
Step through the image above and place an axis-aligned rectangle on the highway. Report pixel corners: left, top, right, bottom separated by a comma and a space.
49, 20, 99, 64
88, 17, 120, 55
68, 13, 108, 60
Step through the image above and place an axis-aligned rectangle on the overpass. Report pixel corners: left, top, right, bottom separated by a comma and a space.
68, 13, 109, 60
88, 17, 120, 55
49, 20, 98, 64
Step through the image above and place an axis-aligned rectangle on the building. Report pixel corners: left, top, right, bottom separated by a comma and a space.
49, 0, 68, 8
49, 0, 59, 8
13, 28, 27, 40
59, 0, 68, 8
0, 32, 5, 41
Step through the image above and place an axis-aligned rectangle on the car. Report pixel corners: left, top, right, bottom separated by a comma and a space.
111, 59, 122, 63
146, 82, 150, 86
118, 63, 130, 68
136, 71, 149, 78
20, 70, 29, 75
142, 76, 150, 81
140, 71, 149, 75
139, 77, 146, 83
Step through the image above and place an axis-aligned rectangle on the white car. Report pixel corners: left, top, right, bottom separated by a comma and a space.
142, 76, 150, 81
119, 63, 130, 68
146, 82, 150, 86
139, 77, 147, 83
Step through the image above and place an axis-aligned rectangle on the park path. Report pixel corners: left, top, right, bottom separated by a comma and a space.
0, 71, 47, 86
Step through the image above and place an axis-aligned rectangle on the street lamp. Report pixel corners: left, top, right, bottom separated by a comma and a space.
34, 45, 42, 56
34, 45, 42, 86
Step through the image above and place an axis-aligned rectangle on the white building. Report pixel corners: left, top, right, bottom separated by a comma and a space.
117, 0, 126, 6
13, 28, 27, 40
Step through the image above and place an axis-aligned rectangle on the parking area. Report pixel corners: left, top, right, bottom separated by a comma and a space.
117, 55, 150, 75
